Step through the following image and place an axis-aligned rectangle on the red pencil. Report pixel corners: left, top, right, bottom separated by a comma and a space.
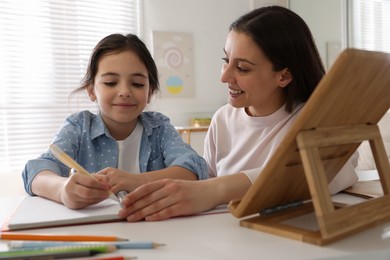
91, 256, 136, 260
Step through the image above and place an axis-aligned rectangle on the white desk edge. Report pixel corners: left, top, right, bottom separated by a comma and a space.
1, 195, 390, 260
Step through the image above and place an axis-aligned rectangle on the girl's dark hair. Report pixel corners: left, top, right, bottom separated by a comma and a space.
74, 33, 159, 96
230, 6, 325, 112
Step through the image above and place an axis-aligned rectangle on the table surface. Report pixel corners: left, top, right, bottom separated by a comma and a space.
2, 196, 390, 260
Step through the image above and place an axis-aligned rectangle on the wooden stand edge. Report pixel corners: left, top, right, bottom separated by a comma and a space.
240, 124, 390, 246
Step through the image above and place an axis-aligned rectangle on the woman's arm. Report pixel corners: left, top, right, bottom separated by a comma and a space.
145, 116, 208, 180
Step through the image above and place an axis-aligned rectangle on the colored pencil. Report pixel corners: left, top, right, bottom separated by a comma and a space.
8, 240, 164, 249
0, 244, 116, 259
93, 257, 137, 260
0, 233, 128, 242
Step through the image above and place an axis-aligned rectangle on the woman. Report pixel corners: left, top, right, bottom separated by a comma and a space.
116, 6, 358, 221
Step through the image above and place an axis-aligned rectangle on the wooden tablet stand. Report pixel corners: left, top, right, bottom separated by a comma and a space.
228, 49, 390, 246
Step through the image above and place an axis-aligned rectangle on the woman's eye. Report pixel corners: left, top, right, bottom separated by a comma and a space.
237, 66, 249, 73
222, 57, 229, 64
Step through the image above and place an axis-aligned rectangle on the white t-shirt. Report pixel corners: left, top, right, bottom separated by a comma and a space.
204, 104, 358, 194
117, 122, 143, 173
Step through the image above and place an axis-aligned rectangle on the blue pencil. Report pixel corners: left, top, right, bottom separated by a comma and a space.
8, 240, 165, 249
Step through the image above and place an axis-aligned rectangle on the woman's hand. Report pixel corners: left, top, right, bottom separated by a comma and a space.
117, 173, 252, 222
118, 179, 218, 222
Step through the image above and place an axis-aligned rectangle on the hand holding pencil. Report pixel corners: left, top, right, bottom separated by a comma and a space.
60, 169, 112, 209
49, 144, 114, 209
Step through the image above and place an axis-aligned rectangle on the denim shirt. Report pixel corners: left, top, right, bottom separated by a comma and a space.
22, 110, 207, 195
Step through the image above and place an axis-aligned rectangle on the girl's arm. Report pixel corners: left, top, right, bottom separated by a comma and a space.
96, 165, 197, 195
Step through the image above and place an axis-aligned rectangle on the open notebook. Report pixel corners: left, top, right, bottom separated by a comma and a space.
2, 196, 230, 231
2, 196, 124, 231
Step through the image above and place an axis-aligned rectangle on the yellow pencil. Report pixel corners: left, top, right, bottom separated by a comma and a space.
50, 144, 90, 176
49, 144, 118, 200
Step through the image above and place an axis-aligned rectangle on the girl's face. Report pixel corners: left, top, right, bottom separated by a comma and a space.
221, 31, 291, 117
88, 50, 150, 140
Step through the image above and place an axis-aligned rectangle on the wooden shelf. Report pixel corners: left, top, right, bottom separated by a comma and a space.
176, 126, 209, 143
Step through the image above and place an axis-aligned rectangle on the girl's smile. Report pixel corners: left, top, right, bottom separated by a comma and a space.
113, 103, 137, 109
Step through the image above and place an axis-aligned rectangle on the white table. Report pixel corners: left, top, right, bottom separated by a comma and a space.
2, 196, 390, 260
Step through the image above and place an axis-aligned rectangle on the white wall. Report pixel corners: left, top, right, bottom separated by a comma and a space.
289, 0, 346, 69
141, 0, 251, 126
141, 0, 345, 126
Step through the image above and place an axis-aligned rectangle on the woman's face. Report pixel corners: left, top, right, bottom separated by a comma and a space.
221, 30, 291, 117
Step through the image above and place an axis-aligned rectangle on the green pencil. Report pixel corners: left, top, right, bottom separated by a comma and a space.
0, 244, 116, 259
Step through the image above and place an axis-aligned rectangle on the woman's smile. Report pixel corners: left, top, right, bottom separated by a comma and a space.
229, 88, 244, 96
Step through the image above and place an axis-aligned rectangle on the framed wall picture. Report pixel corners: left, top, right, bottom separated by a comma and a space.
152, 31, 195, 98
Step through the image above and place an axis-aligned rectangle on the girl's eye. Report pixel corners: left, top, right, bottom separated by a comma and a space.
132, 82, 145, 88
222, 57, 229, 64
104, 82, 117, 87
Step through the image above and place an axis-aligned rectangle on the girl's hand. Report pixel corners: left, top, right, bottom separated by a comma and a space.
95, 167, 146, 194
60, 171, 110, 209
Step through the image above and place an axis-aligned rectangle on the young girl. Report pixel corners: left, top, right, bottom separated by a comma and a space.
116, 6, 358, 222
22, 33, 207, 209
